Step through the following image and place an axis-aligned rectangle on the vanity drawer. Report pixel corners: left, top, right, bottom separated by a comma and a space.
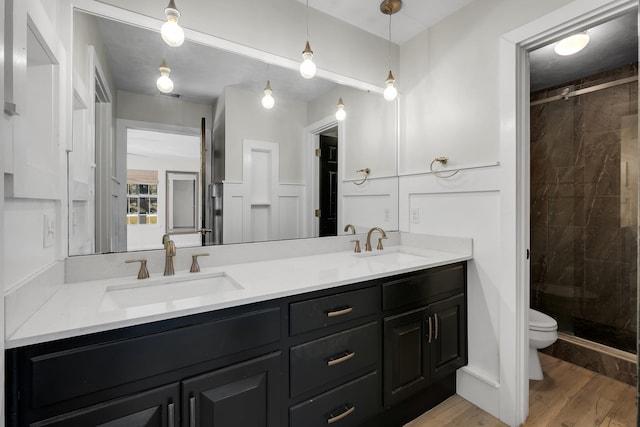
29, 307, 280, 409
289, 286, 378, 336
382, 263, 465, 311
290, 322, 378, 398
289, 371, 378, 427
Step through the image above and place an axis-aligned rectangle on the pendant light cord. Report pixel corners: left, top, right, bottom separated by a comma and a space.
306, 0, 309, 41
388, 13, 392, 71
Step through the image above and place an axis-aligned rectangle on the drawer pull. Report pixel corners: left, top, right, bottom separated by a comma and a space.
168, 402, 175, 427
189, 396, 196, 427
327, 404, 356, 424
327, 351, 355, 367
327, 306, 353, 318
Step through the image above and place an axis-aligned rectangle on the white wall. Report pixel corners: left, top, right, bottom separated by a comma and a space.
224, 86, 307, 184
1, 0, 6, 420
70, 9, 119, 256
4, 0, 71, 290
116, 90, 213, 129
398, 0, 591, 425
399, 0, 573, 174
73, 10, 116, 102
307, 85, 397, 181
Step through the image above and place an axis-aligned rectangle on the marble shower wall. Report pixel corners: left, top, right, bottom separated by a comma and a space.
530, 63, 638, 353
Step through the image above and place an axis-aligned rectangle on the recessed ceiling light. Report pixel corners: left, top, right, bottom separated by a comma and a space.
554, 33, 590, 56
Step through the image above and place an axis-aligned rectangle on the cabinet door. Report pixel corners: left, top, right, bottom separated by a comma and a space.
30, 383, 179, 427
383, 307, 429, 407
181, 352, 281, 427
428, 294, 467, 382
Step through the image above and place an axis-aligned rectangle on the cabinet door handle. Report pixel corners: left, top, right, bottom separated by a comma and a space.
427, 316, 433, 344
327, 404, 355, 424
327, 351, 355, 366
168, 402, 175, 427
434, 313, 439, 340
189, 396, 196, 427
326, 306, 353, 318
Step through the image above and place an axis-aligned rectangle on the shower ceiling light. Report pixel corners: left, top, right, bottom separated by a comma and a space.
261, 80, 275, 110
156, 60, 174, 93
161, 0, 185, 47
554, 32, 590, 56
381, 0, 401, 102
335, 97, 346, 121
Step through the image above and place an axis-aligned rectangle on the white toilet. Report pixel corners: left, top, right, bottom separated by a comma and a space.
529, 308, 558, 380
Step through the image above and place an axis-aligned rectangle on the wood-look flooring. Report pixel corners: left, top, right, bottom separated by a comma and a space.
405, 353, 637, 427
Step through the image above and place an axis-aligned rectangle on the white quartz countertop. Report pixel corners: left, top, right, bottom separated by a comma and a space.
7, 245, 471, 348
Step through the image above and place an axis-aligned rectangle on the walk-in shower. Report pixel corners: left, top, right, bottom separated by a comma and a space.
528, 9, 638, 384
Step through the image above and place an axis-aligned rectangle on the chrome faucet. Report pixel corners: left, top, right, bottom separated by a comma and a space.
365, 227, 387, 252
162, 234, 176, 276
344, 224, 356, 235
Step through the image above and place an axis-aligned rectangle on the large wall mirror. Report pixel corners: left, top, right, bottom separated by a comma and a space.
69, 6, 399, 256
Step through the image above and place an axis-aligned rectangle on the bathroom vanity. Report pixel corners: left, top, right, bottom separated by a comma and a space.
5, 244, 469, 427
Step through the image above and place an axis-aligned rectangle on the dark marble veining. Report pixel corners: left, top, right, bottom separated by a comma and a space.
531, 63, 638, 354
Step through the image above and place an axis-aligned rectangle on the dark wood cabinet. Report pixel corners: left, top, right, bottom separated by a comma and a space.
30, 383, 179, 427
383, 308, 430, 406
6, 262, 467, 427
182, 353, 281, 427
382, 263, 468, 408
429, 294, 467, 382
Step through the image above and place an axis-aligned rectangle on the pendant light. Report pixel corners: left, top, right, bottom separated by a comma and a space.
262, 80, 275, 110
156, 60, 174, 93
381, 0, 401, 101
299, 0, 316, 79
161, 0, 185, 47
335, 98, 346, 121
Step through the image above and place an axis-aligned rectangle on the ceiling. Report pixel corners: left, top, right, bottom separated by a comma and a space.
127, 129, 200, 159
297, 0, 476, 45
94, 14, 336, 105
92, 5, 638, 104
529, 10, 638, 91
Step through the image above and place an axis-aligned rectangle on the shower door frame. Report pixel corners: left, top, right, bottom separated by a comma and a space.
499, 0, 639, 425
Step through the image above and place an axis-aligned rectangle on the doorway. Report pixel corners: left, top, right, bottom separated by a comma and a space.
319, 130, 338, 237
124, 127, 201, 251
500, 1, 639, 424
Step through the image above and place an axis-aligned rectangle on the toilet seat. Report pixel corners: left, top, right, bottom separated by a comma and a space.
529, 309, 557, 332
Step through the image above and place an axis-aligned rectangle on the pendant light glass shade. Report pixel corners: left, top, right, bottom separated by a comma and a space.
156, 60, 174, 93
335, 98, 346, 121
300, 41, 316, 79
554, 33, 590, 56
383, 71, 397, 101
261, 80, 275, 110
161, 0, 185, 47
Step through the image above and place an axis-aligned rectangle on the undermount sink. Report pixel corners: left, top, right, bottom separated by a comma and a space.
353, 247, 433, 265
98, 272, 243, 313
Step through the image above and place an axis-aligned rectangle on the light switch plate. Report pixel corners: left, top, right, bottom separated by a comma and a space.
43, 212, 56, 248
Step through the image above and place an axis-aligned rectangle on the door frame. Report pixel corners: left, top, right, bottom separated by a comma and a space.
116, 119, 209, 250
303, 116, 345, 238
499, 0, 638, 424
